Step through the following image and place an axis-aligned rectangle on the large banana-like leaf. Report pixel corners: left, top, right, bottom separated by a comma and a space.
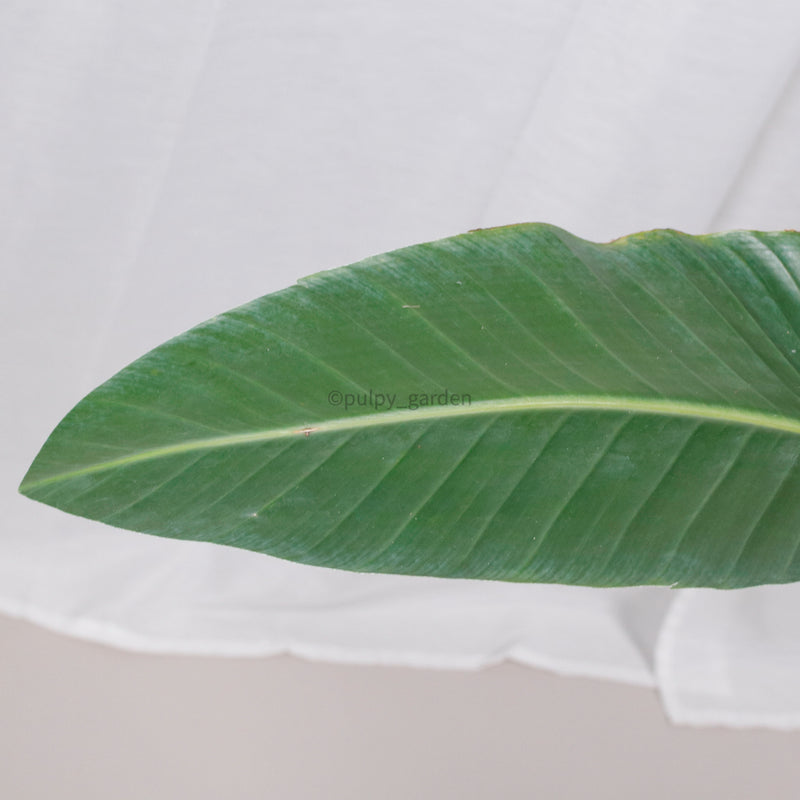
19, 224, 800, 588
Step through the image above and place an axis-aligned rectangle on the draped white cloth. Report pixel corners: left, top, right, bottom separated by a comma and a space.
2, 0, 800, 728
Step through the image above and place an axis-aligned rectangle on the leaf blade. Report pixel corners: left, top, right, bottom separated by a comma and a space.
19, 224, 800, 588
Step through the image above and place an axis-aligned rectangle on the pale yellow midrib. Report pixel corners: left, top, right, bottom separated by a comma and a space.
20, 395, 800, 492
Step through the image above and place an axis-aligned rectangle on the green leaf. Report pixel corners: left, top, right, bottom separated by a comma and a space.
19, 224, 800, 588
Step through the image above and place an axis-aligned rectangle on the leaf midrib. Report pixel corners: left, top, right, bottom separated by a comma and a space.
20, 395, 800, 493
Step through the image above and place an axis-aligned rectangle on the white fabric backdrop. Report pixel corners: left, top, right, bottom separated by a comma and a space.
2, 0, 799, 728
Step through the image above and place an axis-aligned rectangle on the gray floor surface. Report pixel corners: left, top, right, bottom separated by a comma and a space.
2, 612, 799, 799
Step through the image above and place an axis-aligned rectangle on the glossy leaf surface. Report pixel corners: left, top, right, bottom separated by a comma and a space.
19, 224, 800, 588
